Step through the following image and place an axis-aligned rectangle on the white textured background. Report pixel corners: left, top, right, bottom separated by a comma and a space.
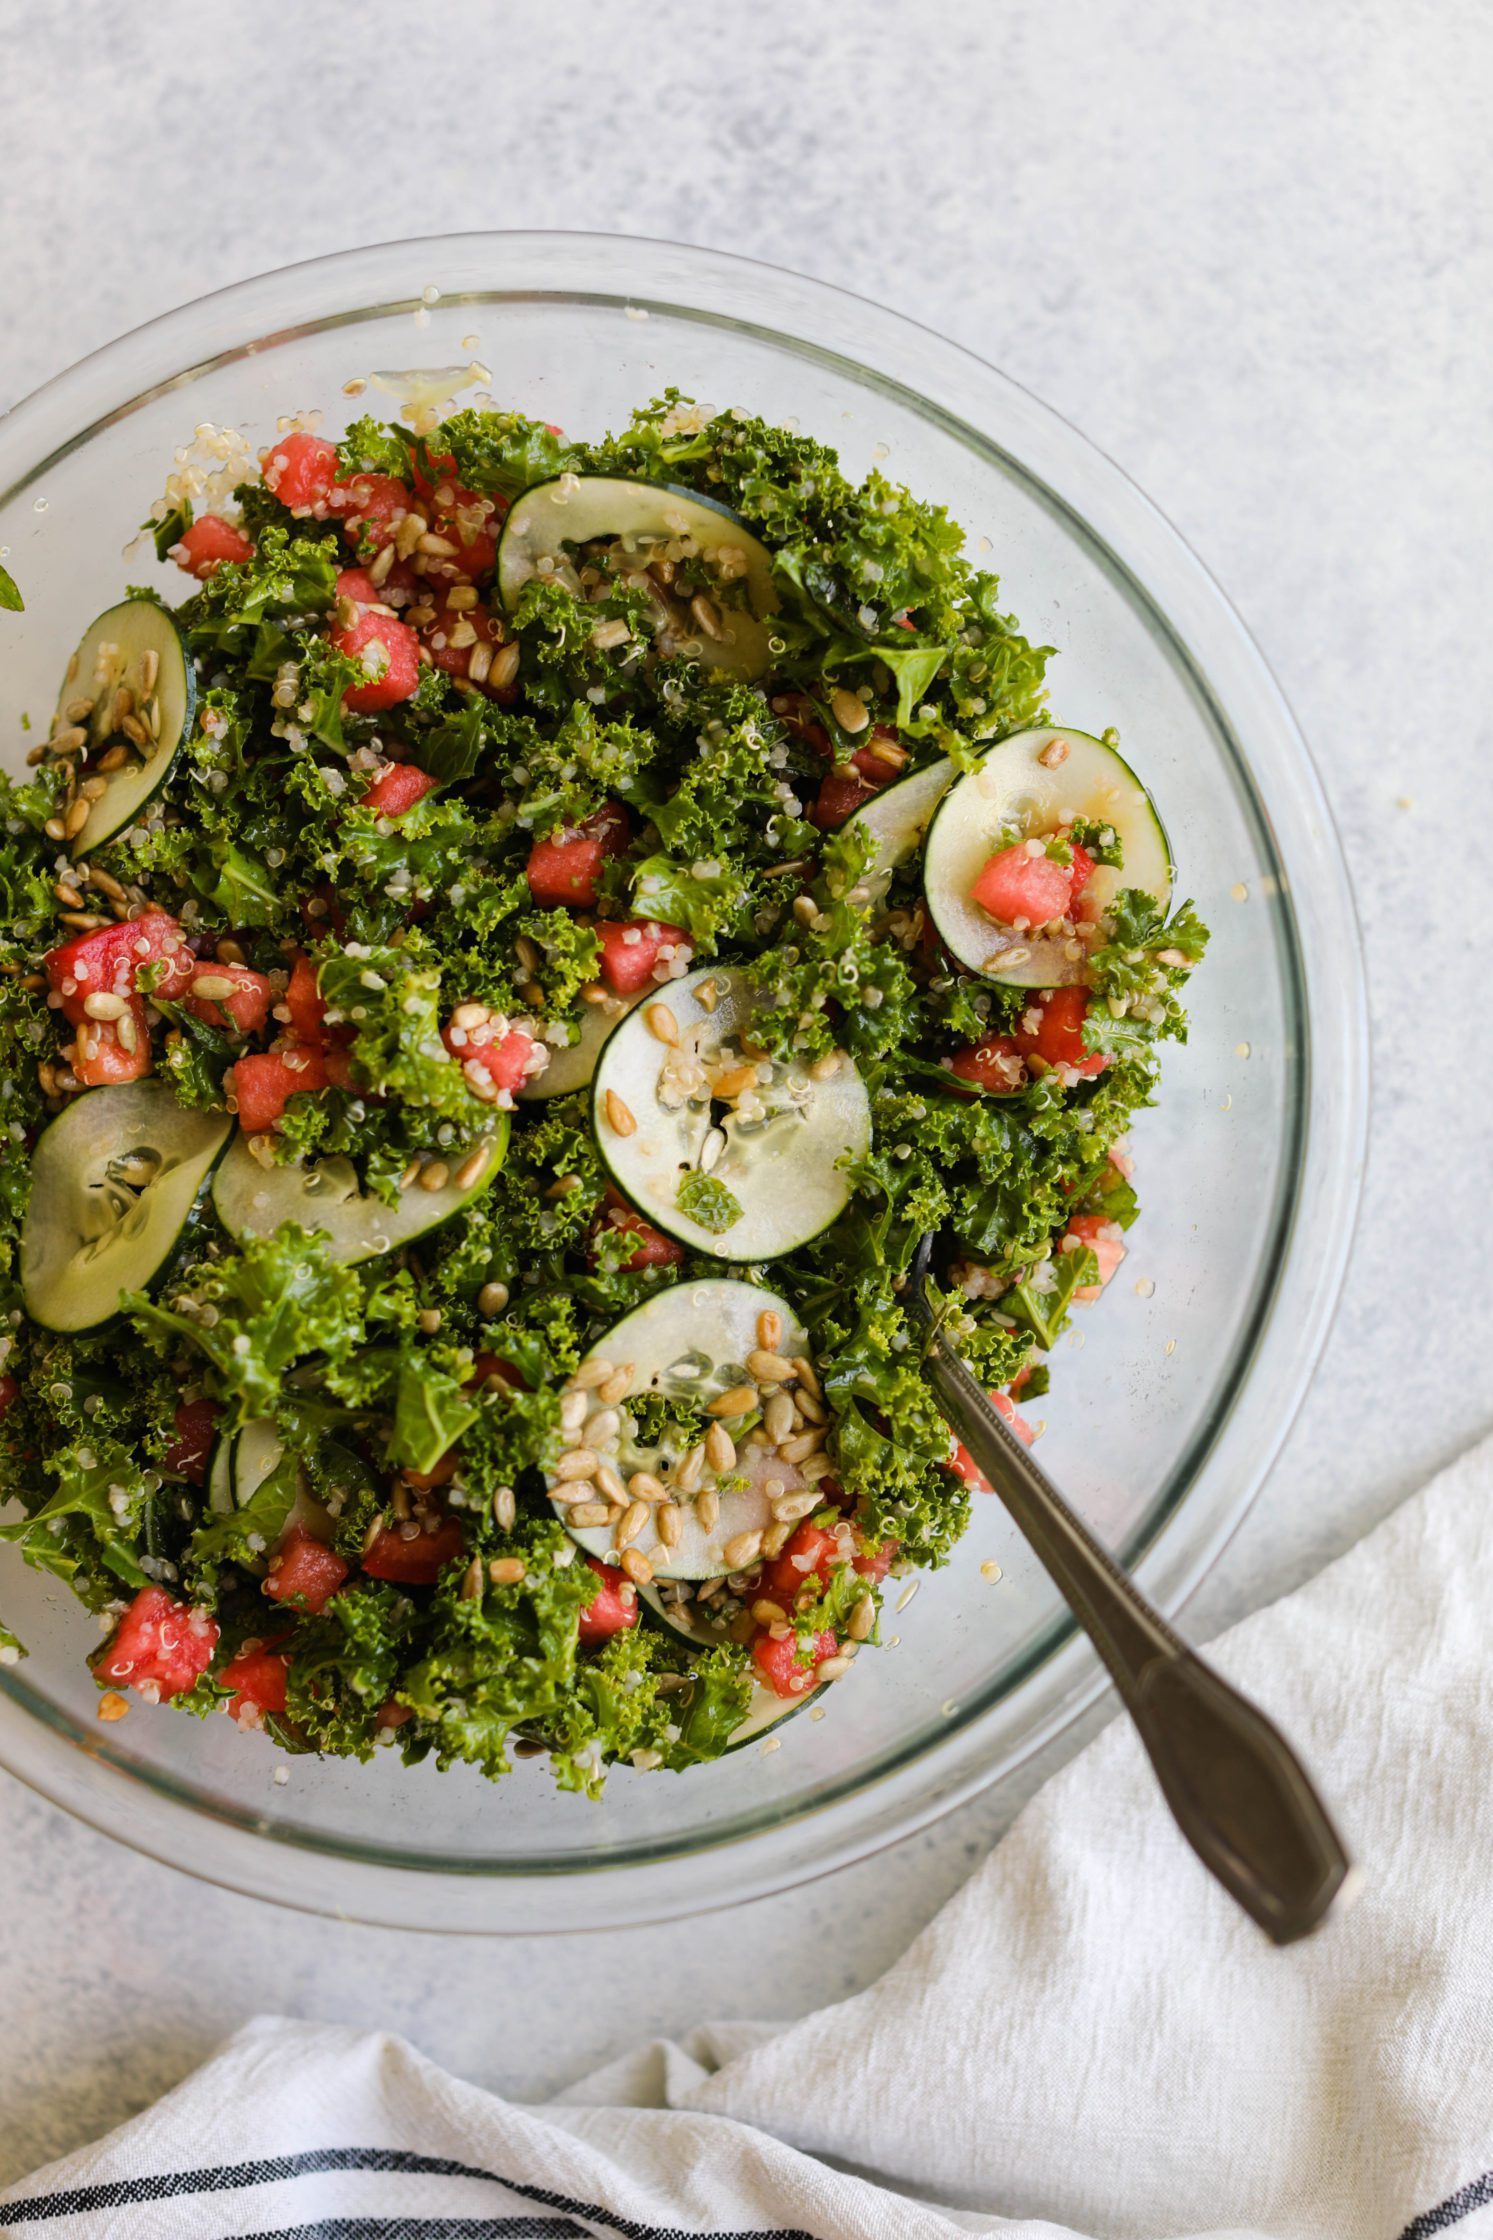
1, 0, 1490, 2184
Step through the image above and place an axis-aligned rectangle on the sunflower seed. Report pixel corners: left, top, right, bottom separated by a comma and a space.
708, 1384, 758, 1417
746, 1349, 795, 1385
555, 1447, 600, 1482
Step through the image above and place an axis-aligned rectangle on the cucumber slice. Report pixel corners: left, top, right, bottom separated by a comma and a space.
637, 1589, 819, 1753
843, 757, 955, 902
207, 1435, 235, 1517
591, 965, 870, 1262
232, 1418, 286, 1507
726, 1681, 814, 1753
550, 1278, 821, 1580
497, 476, 779, 681
637, 1579, 727, 1649
211, 1117, 508, 1265
517, 991, 644, 1103
228, 1420, 341, 1554
923, 728, 1173, 987
21, 1084, 231, 1334
57, 600, 195, 856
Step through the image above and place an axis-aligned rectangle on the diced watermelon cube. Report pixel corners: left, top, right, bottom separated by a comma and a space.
423, 593, 510, 690
285, 954, 328, 1047
260, 432, 341, 513
335, 564, 384, 607
71, 1004, 151, 1085
1065, 1212, 1127, 1300
45, 910, 195, 1018
465, 1353, 528, 1393
361, 763, 440, 818
230, 1044, 329, 1133
182, 962, 273, 1036
577, 1556, 640, 1647
1013, 986, 1109, 1079
97, 1586, 218, 1702
852, 1536, 897, 1583
947, 1035, 1028, 1095
162, 1398, 219, 1485
809, 770, 879, 831
361, 1515, 466, 1586
333, 604, 421, 714
525, 804, 631, 908
443, 1014, 537, 1096
330, 472, 415, 557
0, 1372, 19, 1417
595, 918, 692, 997
263, 1524, 349, 1615
970, 842, 1074, 927
221, 1639, 290, 1724
762, 1520, 840, 1607
173, 514, 254, 579
408, 455, 501, 580
595, 1186, 685, 1272
752, 1625, 838, 1699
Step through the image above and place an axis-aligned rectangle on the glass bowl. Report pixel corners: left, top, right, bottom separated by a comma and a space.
0, 233, 1366, 1931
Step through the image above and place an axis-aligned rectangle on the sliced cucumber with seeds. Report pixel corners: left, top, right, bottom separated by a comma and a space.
57, 601, 195, 857
551, 1278, 818, 1581
591, 964, 870, 1262
843, 756, 955, 903
21, 1083, 231, 1334
497, 476, 779, 681
923, 728, 1173, 987
517, 991, 644, 1102
212, 1117, 509, 1265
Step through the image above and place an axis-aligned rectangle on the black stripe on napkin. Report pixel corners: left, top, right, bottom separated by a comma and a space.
0, 2148, 503, 2224
220, 2224, 573, 2239
220, 2223, 575, 2238
0, 2143, 817, 2239
1399, 2169, 1493, 2239
490, 2173, 816, 2240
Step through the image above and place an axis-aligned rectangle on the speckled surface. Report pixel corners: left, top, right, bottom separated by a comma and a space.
1, 0, 1490, 2186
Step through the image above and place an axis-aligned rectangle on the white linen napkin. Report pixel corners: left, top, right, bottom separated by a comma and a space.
7, 1430, 1493, 2240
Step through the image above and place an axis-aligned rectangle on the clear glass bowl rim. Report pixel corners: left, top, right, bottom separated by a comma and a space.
0, 231, 1369, 1932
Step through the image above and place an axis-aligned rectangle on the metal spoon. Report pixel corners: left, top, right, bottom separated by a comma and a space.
908, 1233, 1353, 1945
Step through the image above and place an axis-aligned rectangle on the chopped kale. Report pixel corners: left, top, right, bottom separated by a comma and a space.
0, 390, 1204, 1796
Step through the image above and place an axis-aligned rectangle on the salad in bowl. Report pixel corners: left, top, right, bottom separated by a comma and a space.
0, 391, 1204, 1793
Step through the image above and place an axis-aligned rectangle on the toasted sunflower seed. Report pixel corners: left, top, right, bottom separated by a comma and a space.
708, 1384, 758, 1417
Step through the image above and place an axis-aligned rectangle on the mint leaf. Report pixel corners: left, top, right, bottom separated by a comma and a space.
676, 1170, 743, 1234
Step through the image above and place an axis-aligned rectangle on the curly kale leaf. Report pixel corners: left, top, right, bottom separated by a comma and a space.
129, 1228, 368, 1428
999, 1244, 1100, 1351
435, 408, 578, 502
1086, 896, 1209, 1054
0, 1436, 151, 1595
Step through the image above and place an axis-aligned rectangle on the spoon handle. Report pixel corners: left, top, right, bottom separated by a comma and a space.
921, 1328, 1353, 1945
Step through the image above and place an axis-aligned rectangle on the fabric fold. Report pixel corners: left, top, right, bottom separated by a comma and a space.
7, 1432, 1493, 2240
